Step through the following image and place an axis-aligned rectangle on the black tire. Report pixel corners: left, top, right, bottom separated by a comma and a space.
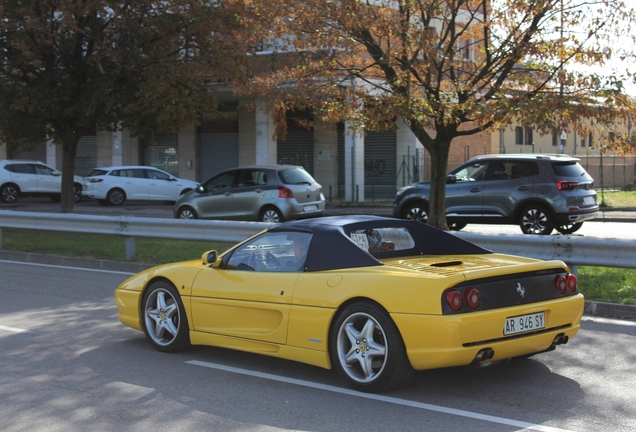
1, 184, 19, 203
518, 205, 554, 235
107, 188, 125, 206
329, 301, 414, 392
556, 222, 583, 235
141, 280, 190, 352
177, 206, 197, 219
260, 206, 284, 223
402, 201, 428, 223
448, 221, 467, 231
97, 199, 109, 206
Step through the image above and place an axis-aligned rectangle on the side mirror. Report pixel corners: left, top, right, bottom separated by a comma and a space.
201, 250, 222, 267
446, 174, 457, 184
52, 171, 61, 176
197, 185, 205, 193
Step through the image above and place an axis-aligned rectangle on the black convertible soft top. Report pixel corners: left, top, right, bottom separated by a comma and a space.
268, 215, 492, 272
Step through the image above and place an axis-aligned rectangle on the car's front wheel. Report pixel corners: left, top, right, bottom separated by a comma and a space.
107, 188, 126, 206
1, 184, 19, 203
260, 206, 284, 223
556, 222, 583, 235
177, 207, 197, 219
402, 201, 428, 223
141, 281, 190, 352
329, 301, 414, 392
519, 205, 554, 235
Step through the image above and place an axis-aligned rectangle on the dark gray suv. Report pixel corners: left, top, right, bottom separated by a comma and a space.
393, 154, 599, 235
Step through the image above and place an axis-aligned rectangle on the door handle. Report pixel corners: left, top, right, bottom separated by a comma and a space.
470, 188, 481, 193
517, 186, 529, 191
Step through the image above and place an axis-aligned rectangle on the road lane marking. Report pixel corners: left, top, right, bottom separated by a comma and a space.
0, 259, 135, 276
186, 360, 573, 432
0, 325, 31, 333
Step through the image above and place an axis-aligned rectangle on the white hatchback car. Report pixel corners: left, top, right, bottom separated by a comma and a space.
84, 166, 198, 205
0, 159, 84, 203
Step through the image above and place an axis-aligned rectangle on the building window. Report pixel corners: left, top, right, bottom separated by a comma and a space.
525, 129, 533, 146
552, 133, 558, 147
581, 139, 586, 147
515, 127, 524, 145
589, 133, 594, 149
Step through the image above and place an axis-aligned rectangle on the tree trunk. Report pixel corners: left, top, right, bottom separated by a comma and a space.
59, 128, 80, 213
426, 138, 451, 230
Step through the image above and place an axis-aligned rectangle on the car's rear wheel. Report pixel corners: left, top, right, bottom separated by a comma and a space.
402, 201, 428, 223
448, 221, 467, 231
1, 184, 19, 203
141, 280, 190, 352
107, 188, 125, 206
73, 184, 83, 202
519, 205, 554, 235
329, 301, 414, 392
177, 207, 197, 219
260, 206, 284, 223
556, 222, 583, 235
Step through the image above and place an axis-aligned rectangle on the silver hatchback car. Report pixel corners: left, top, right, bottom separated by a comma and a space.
174, 165, 325, 222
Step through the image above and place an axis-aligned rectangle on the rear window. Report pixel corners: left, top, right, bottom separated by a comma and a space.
350, 227, 415, 254
278, 168, 315, 185
87, 169, 109, 177
551, 162, 588, 177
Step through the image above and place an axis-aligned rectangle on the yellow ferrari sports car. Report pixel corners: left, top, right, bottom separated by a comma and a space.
115, 215, 584, 392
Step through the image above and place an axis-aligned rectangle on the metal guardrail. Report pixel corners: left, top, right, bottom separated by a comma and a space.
1, 210, 635, 271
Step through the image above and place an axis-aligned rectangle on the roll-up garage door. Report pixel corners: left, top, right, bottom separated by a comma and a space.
74, 135, 97, 176
142, 134, 178, 176
278, 113, 314, 174
364, 131, 397, 200
199, 120, 239, 182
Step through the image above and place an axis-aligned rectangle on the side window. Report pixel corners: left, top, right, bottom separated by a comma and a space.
203, 171, 237, 192
238, 170, 257, 187
489, 161, 511, 180
130, 169, 147, 179
147, 169, 170, 180
34, 164, 55, 175
226, 232, 312, 272
10, 164, 35, 174
453, 162, 488, 182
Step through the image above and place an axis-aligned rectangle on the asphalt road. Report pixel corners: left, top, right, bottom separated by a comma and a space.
1, 260, 636, 432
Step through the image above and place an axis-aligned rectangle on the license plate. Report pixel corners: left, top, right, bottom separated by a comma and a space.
583, 196, 595, 205
504, 312, 545, 335
303, 205, 318, 212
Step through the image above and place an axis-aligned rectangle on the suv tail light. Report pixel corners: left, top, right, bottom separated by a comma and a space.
556, 180, 578, 191
87, 178, 103, 183
278, 186, 294, 198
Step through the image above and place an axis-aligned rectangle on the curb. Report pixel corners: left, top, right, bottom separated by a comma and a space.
2, 249, 635, 321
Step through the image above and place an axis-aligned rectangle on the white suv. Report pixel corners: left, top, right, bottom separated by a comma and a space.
0, 160, 84, 203
84, 166, 198, 205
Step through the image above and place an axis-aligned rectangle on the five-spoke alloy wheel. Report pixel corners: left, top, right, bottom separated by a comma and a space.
330, 301, 413, 392
519, 205, 554, 235
260, 206, 284, 223
142, 281, 190, 352
403, 202, 428, 223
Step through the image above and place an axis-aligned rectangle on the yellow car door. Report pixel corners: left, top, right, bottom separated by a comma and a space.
189, 266, 299, 345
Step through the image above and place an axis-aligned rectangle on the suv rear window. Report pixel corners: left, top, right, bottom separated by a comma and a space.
551, 162, 587, 177
279, 168, 315, 185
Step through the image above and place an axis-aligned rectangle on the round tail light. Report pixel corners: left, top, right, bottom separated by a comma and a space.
555, 275, 567, 294
446, 290, 463, 311
566, 274, 577, 292
465, 288, 481, 309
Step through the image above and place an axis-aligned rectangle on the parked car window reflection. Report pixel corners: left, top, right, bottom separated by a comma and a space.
204, 171, 237, 192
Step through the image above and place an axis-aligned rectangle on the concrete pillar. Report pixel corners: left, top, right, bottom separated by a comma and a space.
112, 129, 123, 166
344, 121, 365, 202
313, 120, 338, 201
254, 100, 277, 165
177, 125, 197, 181
46, 138, 57, 168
